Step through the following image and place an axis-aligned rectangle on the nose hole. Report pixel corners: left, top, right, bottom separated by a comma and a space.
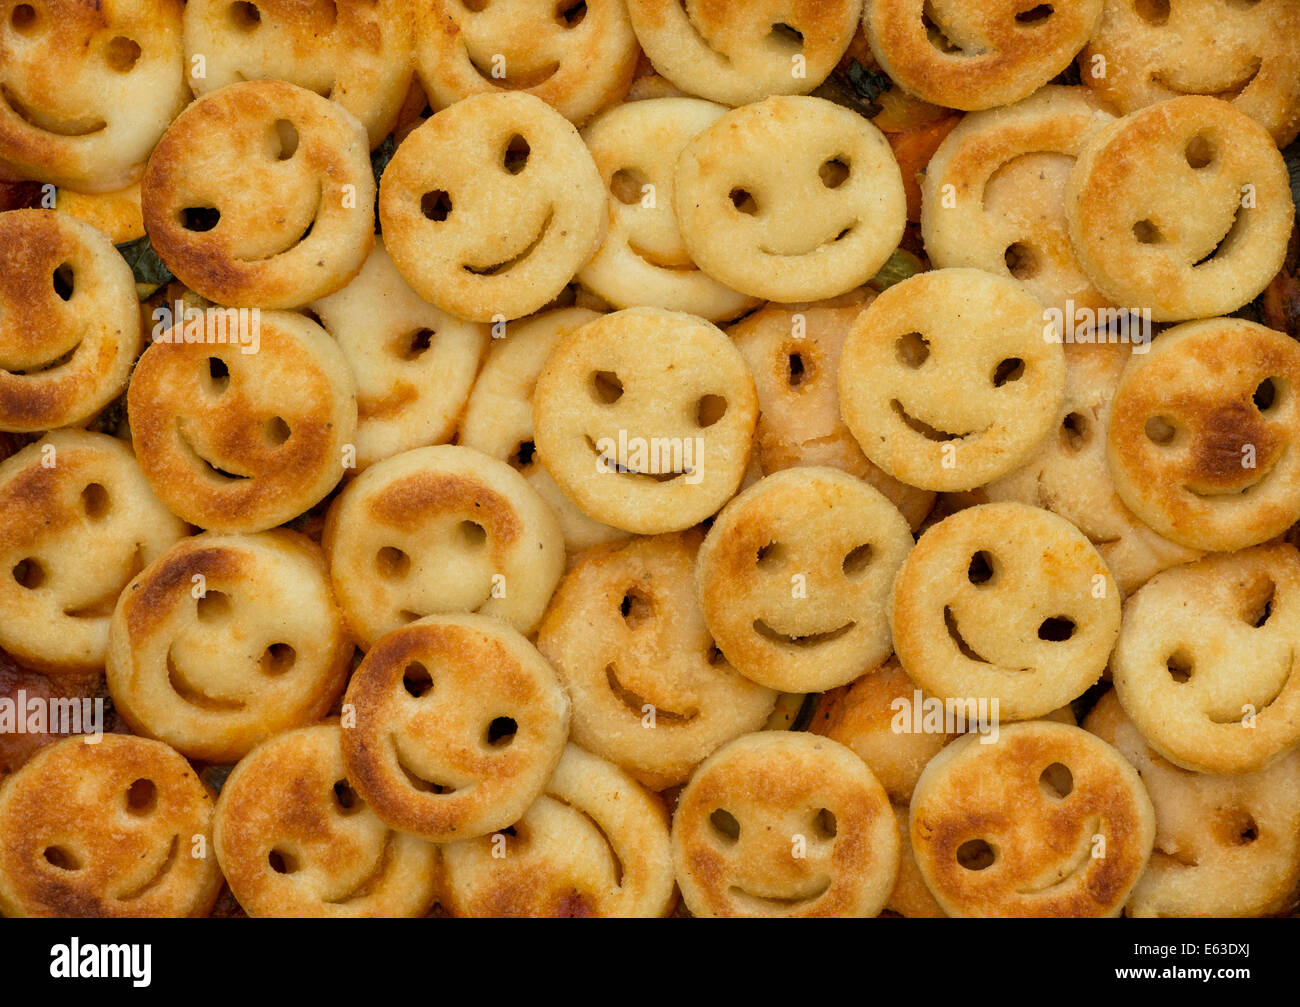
1132, 219, 1161, 244
895, 332, 930, 368
43, 846, 81, 870
992, 358, 1024, 387
422, 190, 452, 221
182, 207, 221, 232
403, 661, 432, 697
842, 544, 872, 576
52, 263, 74, 301
1144, 415, 1178, 445
332, 779, 362, 815
1185, 134, 1214, 169
1060, 412, 1088, 451
12, 558, 45, 589
956, 839, 995, 870
268, 849, 298, 874
503, 134, 529, 174
819, 158, 849, 188
105, 36, 141, 73
376, 547, 410, 578
126, 778, 157, 815
261, 643, 295, 675
486, 716, 517, 747
1004, 243, 1037, 279
1166, 649, 1193, 684
967, 551, 993, 585
709, 809, 740, 842
196, 590, 231, 622
590, 370, 623, 404
729, 188, 758, 215
696, 394, 727, 427
1038, 763, 1073, 799
81, 482, 109, 519
1037, 616, 1075, 641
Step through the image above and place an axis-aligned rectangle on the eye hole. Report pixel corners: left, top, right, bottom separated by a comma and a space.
126, 778, 157, 815
1132, 219, 1161, 244
967, 551, 994, 585
459, 520, 486, 548
485, 716, 517, 747
1037, 616, 1075, 641
403, 661, 432, 697
421, 190, 452, 222
1144, 415, 1179, 445
1003, 243, 1037, 279
181, 207, 221, 232
842, 544, 872, 576
268, 849, 298, 874
268, 119, 298, 160
503, 134, 530, 174
1014, 4, 1053, 23
375, 546, 410, 578
895, 332, 930, 368
230, 2, 261, 30
509, 440, 536, 469
610, 167, 648, 205
196, 589, 231, 622
11, 557, 45, 589
260, 643, 295, 675
729, 188, 758, 215
1166, 649, 1192, 684
556, 0, 586, 27
1133, 0, 1170, 25
620, 587, 653, 628
590, 370, 623, 404
10, 4, 41, 34
813, 808, 837, 839
1215, 808, 1258, 847
462, 0, 488, 10
956, 838, 995, 870
1242, 577, 1274, 627
81, 482, 109, 519
992, 358, 1024, 387
1184, 134, 1215, 170
769, 22, 803, 47
819, 158, 850, 189
696, 394, 727, 427
399, 328, 434, 360
787, 352, 807, 387
52, 263, 74, 301
43, 846, 81, 870
332, 779, 362, 815
1254, 377, 1281, 411
105, 36, 141, 73
709, 809, 740, 842
1038, 763, 1073, 799
263, 416, 291, 446
1060, 411, 1089, 451
756, 541, 786, 567
206, 356, 230, 393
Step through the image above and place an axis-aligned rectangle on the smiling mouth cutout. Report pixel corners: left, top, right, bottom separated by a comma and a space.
464, 212, 553, 277
760, 224, 857, 259
1184, 452, 1283, 500
0, 85, 106, 137
177, 426, 253, 483
325, 832, 395, 906
753, 620, 855, 648
114, 834, 180, 902
1015, 819, 1100, 896
892, 400, 985, 442
167, 650, 246, 712
729, 876, 832, 910
606, 664, 696, 723
392, 738, 461, 796
586, 436, 696, 483
944, 607, 1029, 672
